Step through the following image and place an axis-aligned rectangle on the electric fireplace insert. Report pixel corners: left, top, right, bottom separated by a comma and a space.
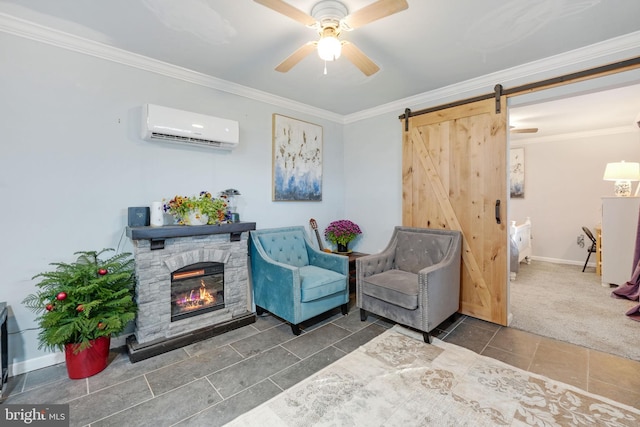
170, 262, 224, 322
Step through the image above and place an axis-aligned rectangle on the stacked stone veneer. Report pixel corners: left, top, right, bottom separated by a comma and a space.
130, 233, 250, 344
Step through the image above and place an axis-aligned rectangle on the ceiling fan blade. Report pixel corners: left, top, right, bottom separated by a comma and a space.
341, 42, 380, 76
510, 127, 539, 134
254, 0, 316, 26
343, 0, 408, 29
275, 42, 316, 73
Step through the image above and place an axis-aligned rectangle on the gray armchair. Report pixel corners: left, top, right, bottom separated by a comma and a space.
356, 227, 462, 343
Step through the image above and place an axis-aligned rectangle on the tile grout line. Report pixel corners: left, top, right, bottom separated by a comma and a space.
143, 373, 155, 398
479, 327, 502, 355
205, 375, 225, 402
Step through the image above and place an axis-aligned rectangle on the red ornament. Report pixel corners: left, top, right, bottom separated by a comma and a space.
98, 268, 108, 276
76, 305, 84, 312
46, 304, 53, 311
97, 322, 105, 330
56, 292, 67, 301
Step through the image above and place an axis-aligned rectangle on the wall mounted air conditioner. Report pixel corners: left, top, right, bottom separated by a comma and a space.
141, 104, 239, 150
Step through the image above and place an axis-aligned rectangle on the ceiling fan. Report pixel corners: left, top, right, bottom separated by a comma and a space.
254, 0, 408, 76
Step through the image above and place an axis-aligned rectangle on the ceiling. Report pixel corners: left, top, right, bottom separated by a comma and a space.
2, 0, 640, 135
509, 81, 640, 140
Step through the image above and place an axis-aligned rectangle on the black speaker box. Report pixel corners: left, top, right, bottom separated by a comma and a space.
128, 207, 150, 227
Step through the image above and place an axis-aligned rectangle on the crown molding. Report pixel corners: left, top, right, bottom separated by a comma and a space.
0, 13, 344, 123
2, 13, 639, 126
343, 31, 640, 124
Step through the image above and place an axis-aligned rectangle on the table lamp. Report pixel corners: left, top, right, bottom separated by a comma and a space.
603, 161, 640, 197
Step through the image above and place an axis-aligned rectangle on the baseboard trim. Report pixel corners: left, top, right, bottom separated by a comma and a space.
528, 256, 588, 267
9, 352, 65, 377
8, 334, 133, 377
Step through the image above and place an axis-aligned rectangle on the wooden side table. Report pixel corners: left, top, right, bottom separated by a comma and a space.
338, 252, 368, 292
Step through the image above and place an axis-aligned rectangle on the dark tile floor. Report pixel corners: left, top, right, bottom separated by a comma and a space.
2, 297, 639, 426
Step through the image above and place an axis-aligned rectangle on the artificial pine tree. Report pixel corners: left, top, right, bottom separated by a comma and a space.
23, 249, 137, 353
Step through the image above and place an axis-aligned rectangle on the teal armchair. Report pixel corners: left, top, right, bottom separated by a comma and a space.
249, 226, 349, 335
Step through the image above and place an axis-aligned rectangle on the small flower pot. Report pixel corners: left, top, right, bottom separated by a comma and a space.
64, 336, 110, 379
337, 243, 350, 253
185, 210, 209, 226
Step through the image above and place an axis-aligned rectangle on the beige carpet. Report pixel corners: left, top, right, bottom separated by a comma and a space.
225, 325, 640, 426
509, 261, 639, 361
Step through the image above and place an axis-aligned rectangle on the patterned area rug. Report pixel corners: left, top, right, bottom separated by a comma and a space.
225, 325, 640, 426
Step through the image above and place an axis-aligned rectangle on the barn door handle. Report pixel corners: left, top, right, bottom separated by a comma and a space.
495, 200, 501, 224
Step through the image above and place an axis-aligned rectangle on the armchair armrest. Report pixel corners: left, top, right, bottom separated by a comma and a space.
417, 235, 460, 277
250, 238, 302, 322
307, 246, 348, 276
356, 244, 396, 279
417, 236, 462, 328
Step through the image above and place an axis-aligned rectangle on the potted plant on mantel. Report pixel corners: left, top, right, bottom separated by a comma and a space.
23, 249, 137, 379
163, 191, 230, 225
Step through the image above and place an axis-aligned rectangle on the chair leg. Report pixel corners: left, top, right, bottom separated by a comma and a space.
582, 251, 592, 272
423, 332, 431, 344
360, 309, 367, 321
290, 324, 301, 336
341, 303, 349, 315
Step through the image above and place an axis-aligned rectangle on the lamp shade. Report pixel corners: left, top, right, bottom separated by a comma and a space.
603, 161, 640, 181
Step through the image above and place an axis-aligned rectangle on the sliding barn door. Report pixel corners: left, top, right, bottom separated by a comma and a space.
402, 98, 509, 325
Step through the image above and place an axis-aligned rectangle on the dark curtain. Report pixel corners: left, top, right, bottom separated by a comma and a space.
611, 205, 640, 321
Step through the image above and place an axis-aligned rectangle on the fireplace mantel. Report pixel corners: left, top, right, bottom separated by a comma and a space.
126, 222, 256, 250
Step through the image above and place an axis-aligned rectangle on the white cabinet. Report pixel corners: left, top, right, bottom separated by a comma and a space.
601, 197, 640, 286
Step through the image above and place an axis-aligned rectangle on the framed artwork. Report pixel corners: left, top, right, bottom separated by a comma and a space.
510, 147, 525, 198
272, 114, 323, 201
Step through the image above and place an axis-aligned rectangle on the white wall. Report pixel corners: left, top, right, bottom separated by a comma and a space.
509, 131, 640, 265
343, 114, 403, 254
0, 34, 346, 373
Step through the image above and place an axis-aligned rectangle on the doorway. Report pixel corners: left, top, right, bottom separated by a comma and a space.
507, 74, 640, 272
506, 71, 640, 348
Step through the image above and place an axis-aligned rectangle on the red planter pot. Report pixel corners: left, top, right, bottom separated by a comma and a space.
64, 336, 111, 379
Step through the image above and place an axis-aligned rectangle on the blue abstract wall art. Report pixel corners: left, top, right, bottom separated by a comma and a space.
510, 147, 525, 198
272, 114, 323, 201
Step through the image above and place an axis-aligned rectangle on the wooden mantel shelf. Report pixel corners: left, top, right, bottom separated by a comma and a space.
126, 222, 256, 250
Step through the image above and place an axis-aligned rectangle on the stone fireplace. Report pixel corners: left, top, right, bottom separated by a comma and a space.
125, 222, 256, 362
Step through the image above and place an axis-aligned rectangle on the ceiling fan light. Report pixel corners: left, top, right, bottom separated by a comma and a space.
317, 36, 341, 61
